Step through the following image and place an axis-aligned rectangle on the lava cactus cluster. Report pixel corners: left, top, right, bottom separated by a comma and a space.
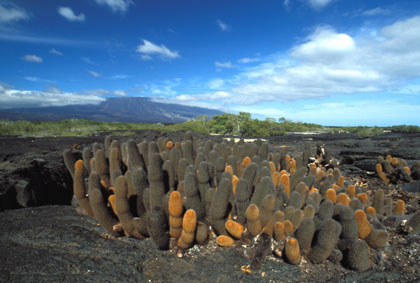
63, 132, 411, 271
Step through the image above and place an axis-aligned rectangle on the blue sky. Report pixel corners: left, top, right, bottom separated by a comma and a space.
1, 0, 420, 126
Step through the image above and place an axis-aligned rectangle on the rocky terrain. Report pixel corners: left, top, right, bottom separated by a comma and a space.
1, 131, 420, 282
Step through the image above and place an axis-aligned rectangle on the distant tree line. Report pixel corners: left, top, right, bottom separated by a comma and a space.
0, 114, 419, 137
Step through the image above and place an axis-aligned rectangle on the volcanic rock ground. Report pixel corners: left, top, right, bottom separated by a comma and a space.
0, 130, 420, 282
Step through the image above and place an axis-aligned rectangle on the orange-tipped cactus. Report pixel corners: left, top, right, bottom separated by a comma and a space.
285, 155, 291, 165
217, 235, 234, 247
272, 171, 281, 187
354, 210, 372, 239
326, 188, 337, 203
178, 209, 197, 249
225, 220, 244, 239
279, 174, 290, 196
73, 160, 94, 217
284, 237, 301, 265
366, 206, 376, 216
332, 184, 338, 191
395, 199, 405, 216
356, 193, 369, 205
386, 155, 392, 162
274, 221, 285, 241
166, 141, 173, 150
404, 166, 411, 175
376, 164, 390, 182
108, 194, 117, 215
169, 191, 184, 239
391, 157, 399, 167
289, 159, 296, 174
269, 161, 276, 175
283, 220, 294, 236
337, 176, 345, 187
100, 179, 108, 190
232, 175, 239, 195
346, 185, 356, 198
263, 210, 285, 236
242, 156, 251, 168
337, 193, 350, 206
309, 187, 318, 194
225, 165, 233, 175
327, 173, 334, 183
376, 163, 384, 175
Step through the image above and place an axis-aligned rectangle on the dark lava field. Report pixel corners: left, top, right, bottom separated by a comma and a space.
1, 130, 420, 282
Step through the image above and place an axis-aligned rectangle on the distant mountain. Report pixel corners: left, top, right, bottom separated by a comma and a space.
0, 97, 223, 123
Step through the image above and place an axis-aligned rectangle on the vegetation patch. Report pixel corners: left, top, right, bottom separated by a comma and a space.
1, 113, 419, 138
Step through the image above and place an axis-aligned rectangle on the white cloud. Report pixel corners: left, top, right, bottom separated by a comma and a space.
227, 16, 420, 105
114, 90, 127, 96
153, 98, 221, 110
110, 74, 129, 79
0, 34, 95, 46
89, 71, 101, 78
232, 106, 286, 117
83, 89, 109, 96
140, 54, 152, 61
153, 90, 230, 112
0, 3, 28, 23
46, 86, 62, 94
0, 85, 105, 109
82, 57, 97, 65
49, 48, 63, 55
24, 77, 55, 83
153, 96, 225, 110
94, 0, 134, 13
217, 19, 231, 31
58, 7, 85, 22
238, 57, 260, 64
22, 54, 42, 63
290, 27, 355, 62
209, 79, 224, 89
215, 61, 237, 69
308, 0, 334, 9
150, 85, 177, 95
136, 39, 180, 60
176, 91, 230, 102
362, 7, 389, 16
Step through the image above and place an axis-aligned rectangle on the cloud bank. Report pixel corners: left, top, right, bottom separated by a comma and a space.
0, 84, 105, 109
230, 15, 420, 105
